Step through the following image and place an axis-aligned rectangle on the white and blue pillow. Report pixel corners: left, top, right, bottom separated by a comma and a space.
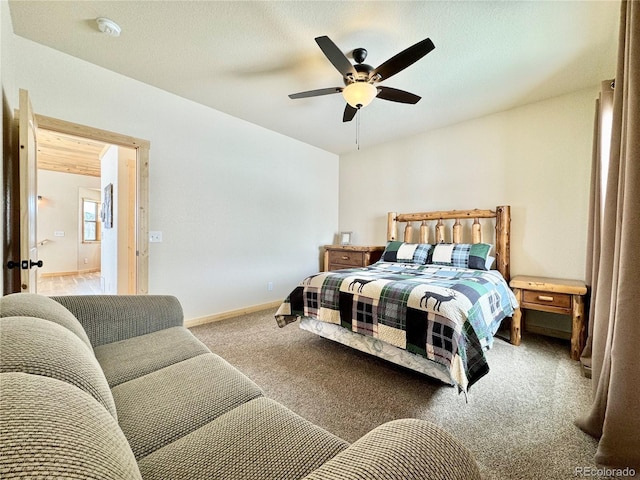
431, 243, 493, 270
382, 241, 432, 264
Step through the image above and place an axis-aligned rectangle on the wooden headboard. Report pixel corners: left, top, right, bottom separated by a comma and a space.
387, 205, 511, 281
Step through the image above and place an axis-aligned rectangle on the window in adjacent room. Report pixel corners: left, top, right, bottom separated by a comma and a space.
83, 199, 100, 242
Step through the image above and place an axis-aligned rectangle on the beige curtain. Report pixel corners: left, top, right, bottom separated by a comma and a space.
576, 0, 640, 471
580, 79, 613, 379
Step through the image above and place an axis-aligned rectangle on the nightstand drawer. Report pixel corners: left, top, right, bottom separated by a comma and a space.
323, 245, 384, 272
522, 290, 571, 309
328, 250, 364, 267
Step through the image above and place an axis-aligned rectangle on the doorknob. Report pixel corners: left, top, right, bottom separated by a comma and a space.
6, 260, 43, 269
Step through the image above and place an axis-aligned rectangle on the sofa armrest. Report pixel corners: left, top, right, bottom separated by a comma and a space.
304, 419, 480, 480
51, 295, 184, 348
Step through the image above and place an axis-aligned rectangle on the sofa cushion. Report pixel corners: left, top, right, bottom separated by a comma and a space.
302, 418, 481, 480
52, 295, 184, 347
0, 293, 92, 350
112, 353, 264, 459
0, 372, 141, 480
95, 326, 211, 387
137, 397, 348, 480
0, 317, 117, 419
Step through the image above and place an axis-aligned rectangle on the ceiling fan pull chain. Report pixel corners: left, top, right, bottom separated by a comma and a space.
356, 108, 360, 150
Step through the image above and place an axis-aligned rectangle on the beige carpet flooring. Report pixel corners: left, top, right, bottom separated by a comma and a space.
190, 309, 611, 480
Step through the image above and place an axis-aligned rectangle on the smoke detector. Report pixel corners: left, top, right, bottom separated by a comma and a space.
96, 17, 121, 37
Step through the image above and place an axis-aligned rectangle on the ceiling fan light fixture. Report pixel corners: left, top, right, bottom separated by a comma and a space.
342, 82, 378, 108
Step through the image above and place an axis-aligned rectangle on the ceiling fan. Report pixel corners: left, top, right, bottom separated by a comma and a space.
288, 35, 435, 122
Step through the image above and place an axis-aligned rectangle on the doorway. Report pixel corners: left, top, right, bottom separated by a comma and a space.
36, 128, 138, 295
33, 114, 150, 294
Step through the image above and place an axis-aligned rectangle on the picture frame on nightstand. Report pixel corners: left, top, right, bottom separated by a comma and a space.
339, 231, 352, 245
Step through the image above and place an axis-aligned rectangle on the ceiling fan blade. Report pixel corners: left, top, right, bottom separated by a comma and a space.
315, 36, 358, 78
343, 104, 358, 122
289, 87, 342, 99
376, 86, 421, 104
371, 38, 435, 82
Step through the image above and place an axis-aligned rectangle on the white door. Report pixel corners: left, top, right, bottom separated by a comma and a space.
18, 88, 40, 292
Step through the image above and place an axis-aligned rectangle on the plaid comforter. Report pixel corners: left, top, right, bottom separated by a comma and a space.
275, 262, 518, 392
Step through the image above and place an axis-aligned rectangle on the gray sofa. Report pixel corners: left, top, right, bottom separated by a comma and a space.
0, 293, 481, 480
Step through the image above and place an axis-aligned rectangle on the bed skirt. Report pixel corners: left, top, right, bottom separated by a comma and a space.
299, 317, 454, 386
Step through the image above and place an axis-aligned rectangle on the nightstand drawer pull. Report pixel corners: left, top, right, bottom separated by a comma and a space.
522, 290, 572, 308
342, 255, 349, 260
538, 295, 554, 302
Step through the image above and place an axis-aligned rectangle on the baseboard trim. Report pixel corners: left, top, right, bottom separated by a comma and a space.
185, 300, 283, 328
40, 268, 100, 278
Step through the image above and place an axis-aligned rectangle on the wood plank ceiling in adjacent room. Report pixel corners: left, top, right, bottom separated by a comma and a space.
37, 129, 107, 177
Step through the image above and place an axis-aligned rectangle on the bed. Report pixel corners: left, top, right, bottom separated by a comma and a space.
275, 206, 520, 394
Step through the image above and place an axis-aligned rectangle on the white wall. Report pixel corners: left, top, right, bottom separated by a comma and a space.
3, 30, 338, 318
339, 87, 597, 281
98, 144, 136, 295
100, 145, 118, 294
36, 169, 101, 275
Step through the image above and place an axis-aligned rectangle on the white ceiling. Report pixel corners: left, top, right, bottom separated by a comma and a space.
9, 1, 620, 155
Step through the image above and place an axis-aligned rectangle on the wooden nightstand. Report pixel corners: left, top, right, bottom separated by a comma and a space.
509, 275, 587, 360
323, 245, 384, 272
